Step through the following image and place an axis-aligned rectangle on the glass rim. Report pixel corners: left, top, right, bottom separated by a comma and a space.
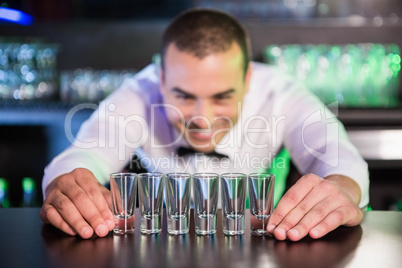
248, 173, 275, 179
166, 172, 192, 179
220, 172, 247, 178
192, 172, 220, 179
137, 172, 165, 178
110, 172, 137, 178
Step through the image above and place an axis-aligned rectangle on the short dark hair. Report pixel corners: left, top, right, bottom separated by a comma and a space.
160, 8, 251, 75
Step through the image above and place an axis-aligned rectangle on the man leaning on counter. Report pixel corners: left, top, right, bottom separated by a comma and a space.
40, 8, 369, 241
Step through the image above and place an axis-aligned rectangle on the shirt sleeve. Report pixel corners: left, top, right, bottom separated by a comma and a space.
42, 77, 150, 199
277, 80, 370, 209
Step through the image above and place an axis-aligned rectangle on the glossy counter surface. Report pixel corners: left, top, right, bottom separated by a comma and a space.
0, 209, 401, 268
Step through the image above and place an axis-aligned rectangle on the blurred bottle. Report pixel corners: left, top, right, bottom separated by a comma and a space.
264, 43, 401, 108
20, 177, 38, 207
0, 178, 11, 208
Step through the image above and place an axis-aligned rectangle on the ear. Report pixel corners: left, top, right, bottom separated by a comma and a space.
244, 62, 252, 94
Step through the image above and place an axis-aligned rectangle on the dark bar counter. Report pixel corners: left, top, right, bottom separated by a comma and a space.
0, 208, 401, 268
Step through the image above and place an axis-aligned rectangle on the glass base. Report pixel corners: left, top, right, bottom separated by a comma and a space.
167, 215, 189, 235
195, 215, 217, 235
223, 216, 245, 236
251, 229, 272, 236
140, 215, 162, 234
223, 229, 244, 236
113, 228, 135, 234
196, 230, 217, 235
250, 214, 270, 236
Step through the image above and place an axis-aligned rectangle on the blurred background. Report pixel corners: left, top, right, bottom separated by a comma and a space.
0, 0, 401, 210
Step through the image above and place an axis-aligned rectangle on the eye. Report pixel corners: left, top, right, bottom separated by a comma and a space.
215, 94, 232, 100
177, 94, 194, 100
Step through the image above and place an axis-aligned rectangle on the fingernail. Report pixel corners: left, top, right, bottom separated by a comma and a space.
267, 225, 276, 233
68, 228, 77, 236
105, 219, 114, 230
311, 228, 319, 237
96, 224, 109, 236
276, 228, 286, 238
81, 226, 92, 237
289, 229, 299, 238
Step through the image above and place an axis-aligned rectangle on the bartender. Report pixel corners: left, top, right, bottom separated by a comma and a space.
40, 8, 369, 241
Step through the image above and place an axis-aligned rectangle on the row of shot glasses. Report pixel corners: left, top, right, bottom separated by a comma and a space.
110, 172, 275, 236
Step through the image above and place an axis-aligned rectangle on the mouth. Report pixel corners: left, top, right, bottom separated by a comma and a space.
188, 129, 213, 141
185, 122, 213, 141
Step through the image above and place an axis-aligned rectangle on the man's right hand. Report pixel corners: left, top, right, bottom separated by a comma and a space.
40, 168, 115, 239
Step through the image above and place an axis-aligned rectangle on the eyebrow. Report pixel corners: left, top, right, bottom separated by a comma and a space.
172, 87, 235, 98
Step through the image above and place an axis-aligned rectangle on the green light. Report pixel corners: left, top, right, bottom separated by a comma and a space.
0, 178, 10, 208
397, 199, 402, 211
392, 54, 401, 65
392, 64, 401, 72
22, 177, 35, 194
0, 178, 8, 190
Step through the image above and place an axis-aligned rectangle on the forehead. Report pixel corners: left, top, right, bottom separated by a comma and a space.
163, 43, 244, 95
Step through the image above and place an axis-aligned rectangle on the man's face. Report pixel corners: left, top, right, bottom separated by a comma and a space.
160, 42, 251, 153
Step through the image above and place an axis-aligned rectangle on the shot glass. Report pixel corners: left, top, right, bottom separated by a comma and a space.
192, 173, 219, 235
248, 173, 275, 236
220, 173, 247, 236
138, 172, 165, 234
110, 173, 137, 234
165, 173, 192, 235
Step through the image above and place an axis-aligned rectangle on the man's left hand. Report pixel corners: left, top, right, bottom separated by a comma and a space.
267, 173, 363, 241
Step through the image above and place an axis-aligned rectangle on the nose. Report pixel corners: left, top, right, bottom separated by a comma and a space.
191, 100, 214, 129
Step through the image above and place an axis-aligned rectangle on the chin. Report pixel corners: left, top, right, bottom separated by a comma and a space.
187, 141, 215, 153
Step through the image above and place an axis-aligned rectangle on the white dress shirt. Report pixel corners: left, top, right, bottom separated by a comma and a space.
42, 62, 369, 208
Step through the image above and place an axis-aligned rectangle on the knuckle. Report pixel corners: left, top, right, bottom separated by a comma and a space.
314, 205, 328, 219
86, 213, 102, 225
271, 210, 286, 223
297, 202, 309, 214
72, 190, 87, 203
279, 219, 295, 230
320, 179, 335, 192
331, 209, 345, 222
283, 191, 300, 206
296, 221, 310, 233
40, 205, 52, 222
305, 173, 322, 183
71, 168, 93, 179
87, 188, 98, 200
54, 196, 71, 212
319, 220, 331, 231
54, 174, 70, 187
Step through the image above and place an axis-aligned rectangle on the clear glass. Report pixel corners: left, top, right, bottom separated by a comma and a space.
110, 173, 137, 234
165, 173, 192, 235
248, 173, 275, 236
138, 172, 165, 234
220, 173, 247, 236
193, 173, 219, 235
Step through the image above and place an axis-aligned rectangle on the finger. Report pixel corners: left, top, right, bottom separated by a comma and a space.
309, 206, 363, 239
61, 183, 110, 238
76, 179, 115, 231
101, 187, 113, 210
275, 180, 340, 240
40, 204, 77, 236
48, 193, 95, 239
286, 195, 341, 241
267, 174, 322, 235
